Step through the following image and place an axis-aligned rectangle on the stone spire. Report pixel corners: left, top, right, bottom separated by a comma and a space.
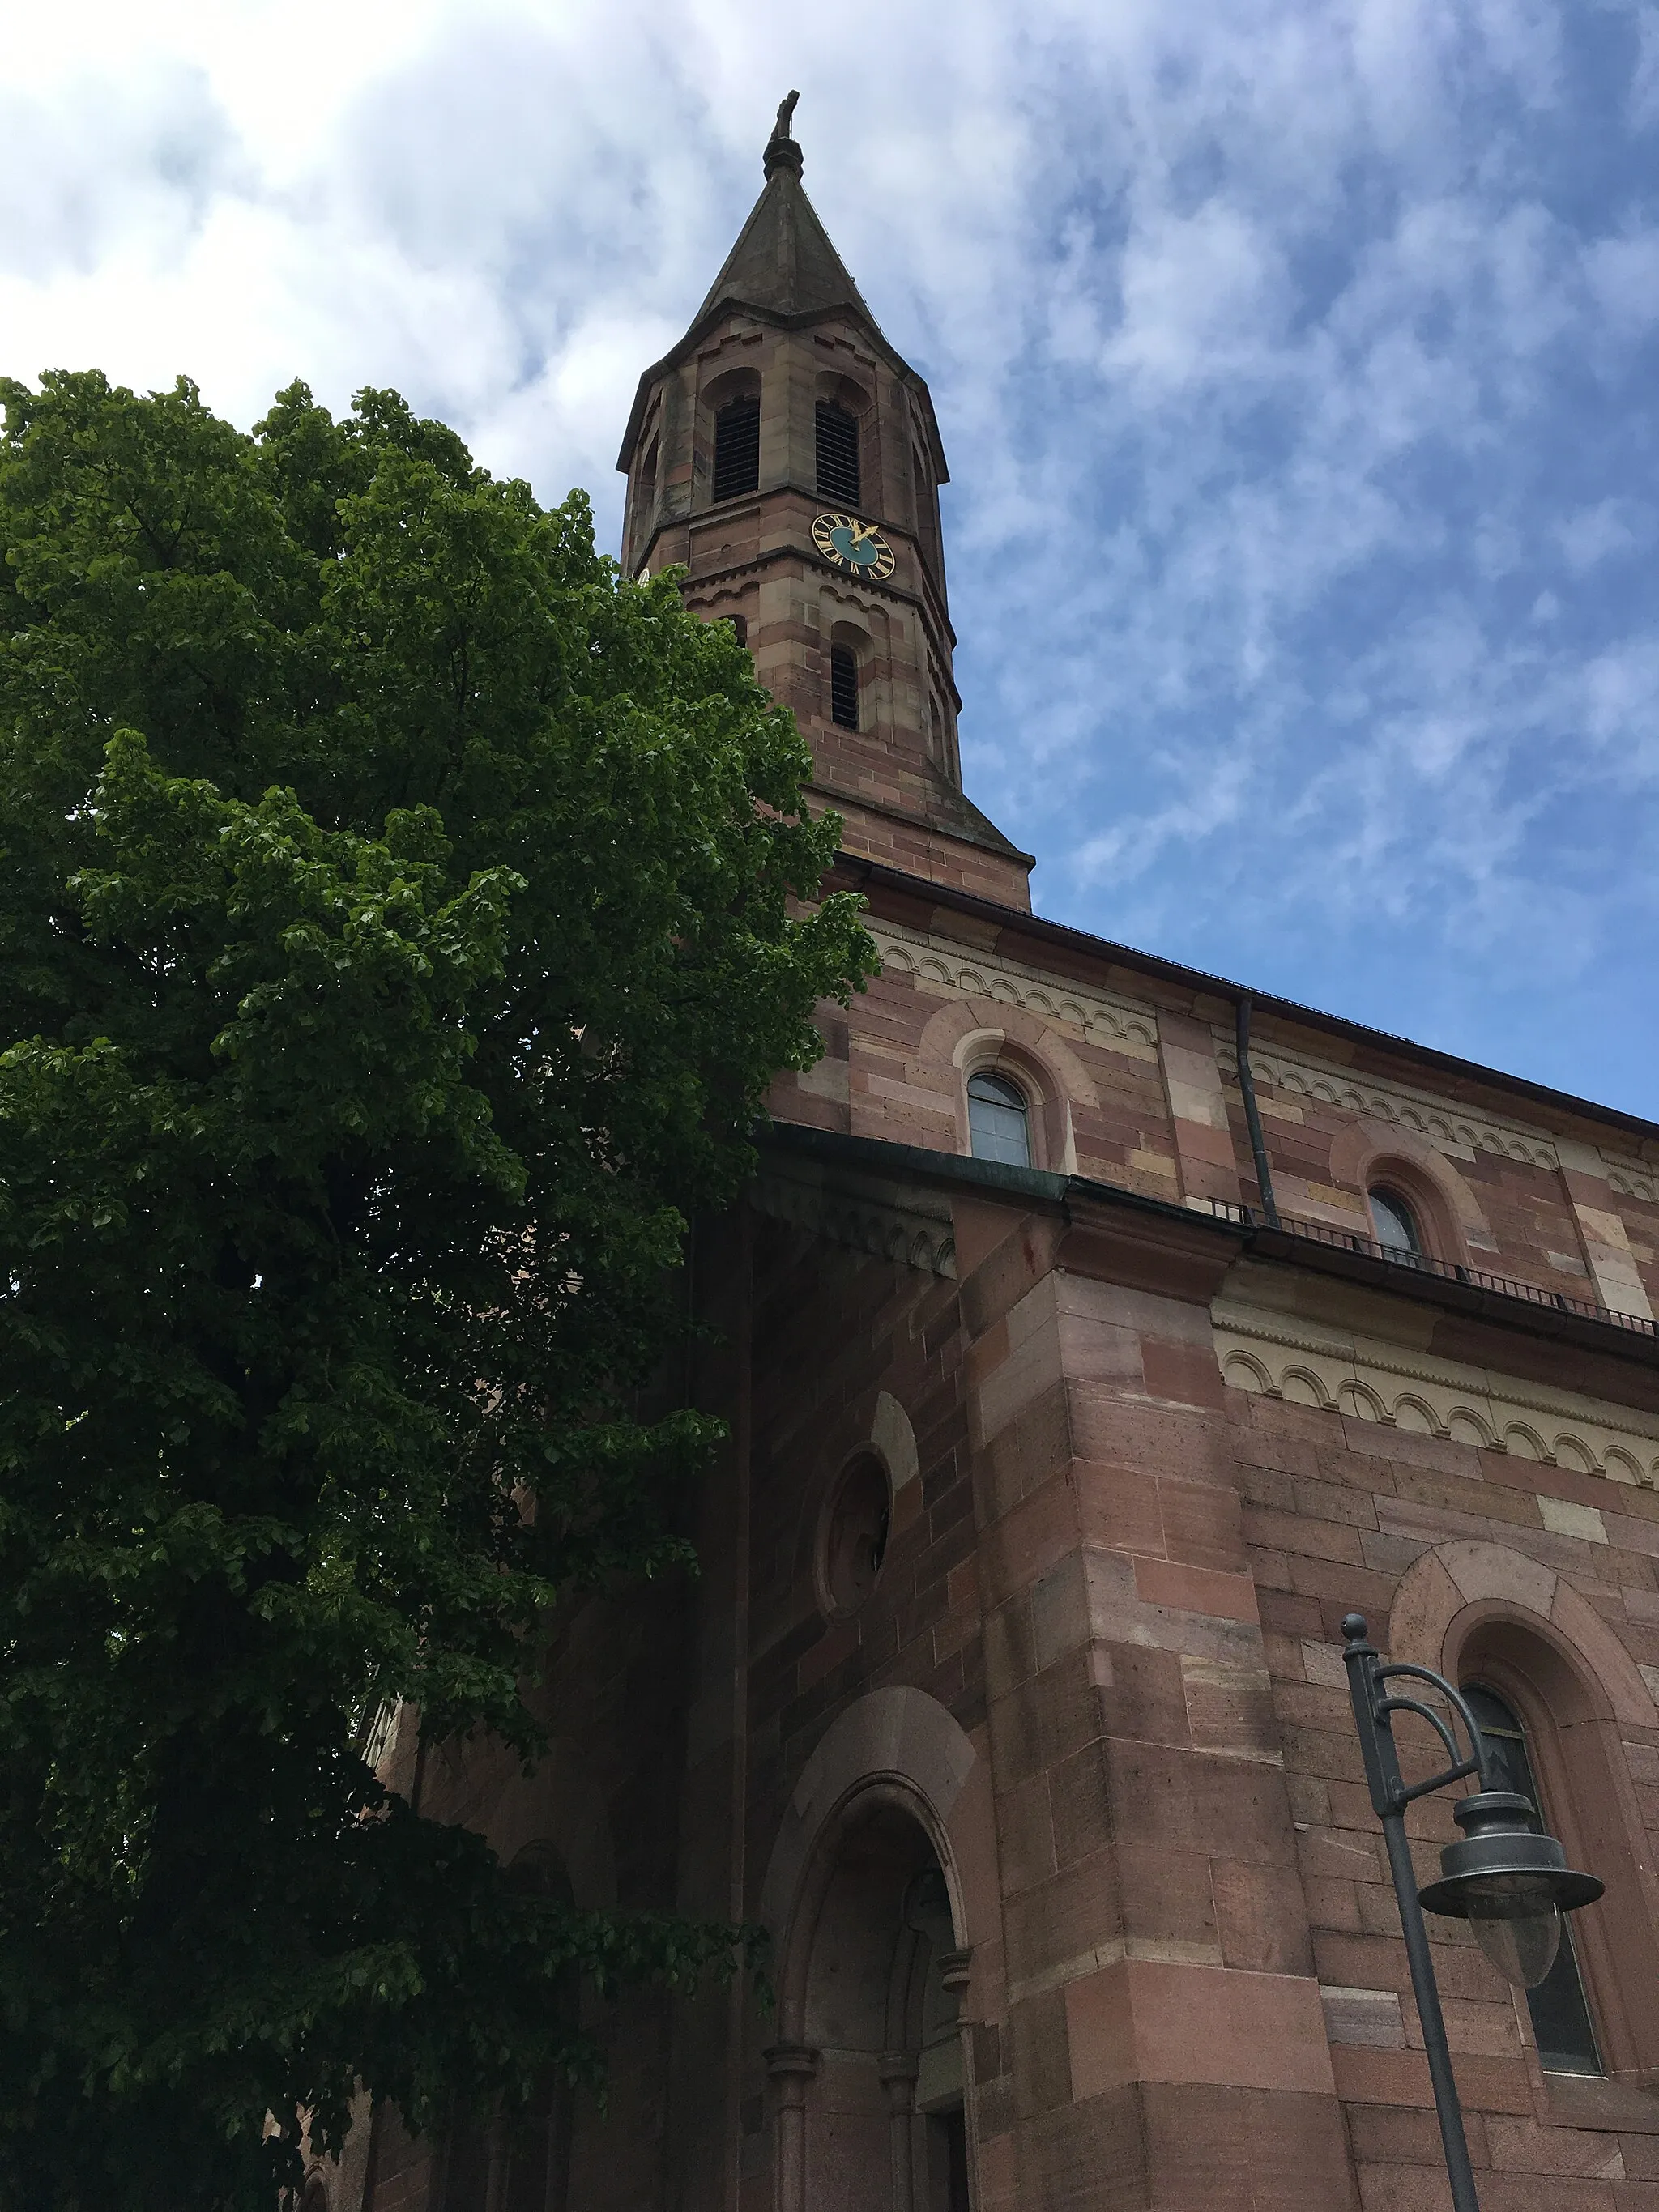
689, 92, 879, 332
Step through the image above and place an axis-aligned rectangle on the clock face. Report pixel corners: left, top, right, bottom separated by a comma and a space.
812, 511, 897, 581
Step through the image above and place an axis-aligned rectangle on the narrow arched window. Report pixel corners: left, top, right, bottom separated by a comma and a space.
816, 401, 861, 505
912, 441, 941, 577
830, 644, 859, 731
635, 434, 658, 522
724, 612, 747, 647
967, 1072, 1031, 1167
1462, 1684, 1601, 2076
711, 395, 760, 502
1368, 1187, 1420, 1258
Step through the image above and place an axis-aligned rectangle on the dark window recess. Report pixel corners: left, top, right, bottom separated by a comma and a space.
816, 401, 861, 505
928, 2107, 970, 2212
1369, 1187, 1421, 1258
725, 612, 748, 647
711, 396, 760, 501
913, 442, 941, 574
830, 644, 859, 730
1462, 1684, 1602, 2076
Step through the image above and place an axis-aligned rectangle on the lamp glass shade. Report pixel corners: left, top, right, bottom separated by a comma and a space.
1465, 1889, 1563, 1989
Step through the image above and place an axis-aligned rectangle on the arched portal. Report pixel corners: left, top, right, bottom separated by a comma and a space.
780, 1793, 970, 2212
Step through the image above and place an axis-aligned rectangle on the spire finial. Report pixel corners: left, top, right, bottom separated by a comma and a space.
764, 90, 803, 179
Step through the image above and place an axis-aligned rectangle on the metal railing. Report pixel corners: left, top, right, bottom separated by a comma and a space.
1204, 1198, 1657, 1341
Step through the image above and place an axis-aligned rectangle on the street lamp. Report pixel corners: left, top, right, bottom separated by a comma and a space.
1340, 1614, 1603, 2212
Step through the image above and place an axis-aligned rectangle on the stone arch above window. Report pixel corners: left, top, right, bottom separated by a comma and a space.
934, 1007, 1095, 1176
1327, 1117, 1492, 1266
757, 1688, 984, 1962
1385, 1537, 1659, 2083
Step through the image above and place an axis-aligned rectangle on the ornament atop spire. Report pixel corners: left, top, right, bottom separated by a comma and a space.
764, 88, 803, 178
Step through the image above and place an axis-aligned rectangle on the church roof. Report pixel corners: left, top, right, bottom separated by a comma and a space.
689, 138, 881, 332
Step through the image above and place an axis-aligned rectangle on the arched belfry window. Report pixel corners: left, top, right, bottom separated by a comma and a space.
1462, 1683, 1601, 2076
967, 1072, 1030, 1168
829, 644, 859, 731
712, 395, 760, 502
815, 401, 861, 506
1368, 1187, 1421, 1259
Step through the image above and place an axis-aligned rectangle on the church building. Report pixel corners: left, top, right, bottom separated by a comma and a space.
353, 100, 1659, 2212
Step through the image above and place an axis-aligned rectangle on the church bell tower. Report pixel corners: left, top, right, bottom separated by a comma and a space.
616, 96, 1032, 908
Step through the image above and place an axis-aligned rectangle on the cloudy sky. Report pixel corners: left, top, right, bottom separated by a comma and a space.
6, 0, 1659, 1115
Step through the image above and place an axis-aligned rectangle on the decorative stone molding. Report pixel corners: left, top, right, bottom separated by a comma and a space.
1213, 1040, 1559, 1172
757, 1688, 979, 1947
752, 1153, 956, 1278
1213, 1298, 1659, 1485
869, 921, 1159, 1059
1604, 1160, 1657, 1205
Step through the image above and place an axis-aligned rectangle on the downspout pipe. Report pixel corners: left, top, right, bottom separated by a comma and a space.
1235, 992, 1281, 1230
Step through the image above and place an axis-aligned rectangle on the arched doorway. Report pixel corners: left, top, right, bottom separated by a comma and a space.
783, 1794, 971, 2212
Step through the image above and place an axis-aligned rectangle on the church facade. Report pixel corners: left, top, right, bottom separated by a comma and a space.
354, 109, 1659, 2212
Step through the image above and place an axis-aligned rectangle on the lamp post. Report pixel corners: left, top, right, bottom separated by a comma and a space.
1340, 1614, 1603, 2212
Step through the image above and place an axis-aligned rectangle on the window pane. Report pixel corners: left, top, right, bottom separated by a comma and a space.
1462, 1684, 1601, 2075
967, 1072, 1031, 1167
1369, 1187, 1420, 1255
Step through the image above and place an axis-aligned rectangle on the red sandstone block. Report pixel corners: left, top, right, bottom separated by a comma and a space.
1076, 1460, 1166, 1555
1117, 1842, 1222, 1956
1333, 2042, 1533, 2114
1158, 1477, 1249, 1574
1213, 1855, 1316, 1975
1004, 1848, 1124, 1982
1094, 1640, 1193, 1747
1485, 2115, 1630, 2178
1134, 1555, 1260, 1623
1067, 1957, 1334, 2097
1347, 2100, 1488, 2167
1065, 1391, 1237, 1486
1107, 1739, 1299, 1868
1245, 1503, 1369, 1566
1260, 1587, 1328, 1636
1141, 1336, 1230, 1409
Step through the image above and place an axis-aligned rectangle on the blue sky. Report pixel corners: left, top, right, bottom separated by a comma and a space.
5, 1, 1658, 1116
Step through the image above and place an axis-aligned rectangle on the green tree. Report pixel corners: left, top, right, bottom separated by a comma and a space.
0, 369, 872, 2209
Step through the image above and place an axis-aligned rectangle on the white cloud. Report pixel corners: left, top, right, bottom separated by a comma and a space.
2, 0, 1657, 1106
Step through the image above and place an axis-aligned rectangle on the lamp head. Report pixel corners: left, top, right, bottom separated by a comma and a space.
1416, 1792, 1603, 1989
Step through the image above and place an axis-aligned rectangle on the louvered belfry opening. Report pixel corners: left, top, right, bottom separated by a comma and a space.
712, 395, 761, 501
815, 401, 861, 506
830, 644, 859, 731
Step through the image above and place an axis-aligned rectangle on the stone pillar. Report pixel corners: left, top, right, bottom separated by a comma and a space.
1558, 1137, 1656, 1319
878, 2051, 920, 2212
964, 1195, 1357, 2210
1157, 1009, 1243, 1209
764, 2044, 819, 2212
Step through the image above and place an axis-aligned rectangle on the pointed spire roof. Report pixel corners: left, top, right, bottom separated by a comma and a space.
689, 93, 881, 331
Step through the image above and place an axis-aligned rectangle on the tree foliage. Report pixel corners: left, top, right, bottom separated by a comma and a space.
0, 369, 872, 2209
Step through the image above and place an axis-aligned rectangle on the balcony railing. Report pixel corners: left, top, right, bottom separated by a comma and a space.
1203, 1199, 1656, 1341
